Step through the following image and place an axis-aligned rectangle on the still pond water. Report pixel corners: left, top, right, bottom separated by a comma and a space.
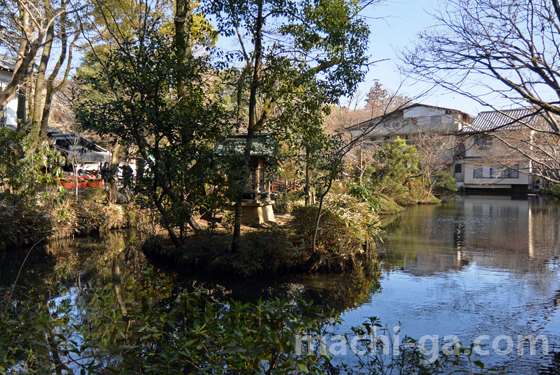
340, 195, 560, 374
2, 194, 560, 373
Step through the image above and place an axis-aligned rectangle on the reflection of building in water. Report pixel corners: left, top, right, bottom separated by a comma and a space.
453, 216, 466, 258
383, 195, 560, 277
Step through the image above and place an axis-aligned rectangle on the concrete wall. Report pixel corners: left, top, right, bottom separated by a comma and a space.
350, 110, 464, 140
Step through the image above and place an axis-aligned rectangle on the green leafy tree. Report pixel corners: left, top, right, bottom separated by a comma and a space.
75, 14, 230, 248
206, 0, 372, 252
367, 137, 420, 197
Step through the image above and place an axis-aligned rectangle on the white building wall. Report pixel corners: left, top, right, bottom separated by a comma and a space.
0, 69, 17, 127
463, 163, 530, 188
403, 106, 446, 118
461, 134, 532, 188
5, 96, 17, 126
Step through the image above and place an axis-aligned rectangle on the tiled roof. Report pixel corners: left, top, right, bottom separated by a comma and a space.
464, 108, 544, 133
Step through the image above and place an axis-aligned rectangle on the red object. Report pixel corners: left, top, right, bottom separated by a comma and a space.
87, 180, 103, 188
59, 176, 104, 190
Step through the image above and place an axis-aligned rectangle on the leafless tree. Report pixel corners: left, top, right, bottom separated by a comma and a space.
0, 0, 83, 146
365, 79, 412, 118
326, 82, 414, 186
413, 130, 458, 194
401, 0, 560, 182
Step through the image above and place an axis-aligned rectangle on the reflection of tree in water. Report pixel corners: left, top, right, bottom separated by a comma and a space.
2, 229, 383, 355
298, 259, 381, 312
377, 202, 468, 273
0, 246, 57, 292
0, 230, 154, 314
377, 213, 419, 272
0, 231, 152, 372
222, 258, 381, 313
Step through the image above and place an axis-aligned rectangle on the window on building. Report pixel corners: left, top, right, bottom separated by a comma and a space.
475, 136, 492, 148
500, 165, 519, 178
473, 167, 492, 178
473, 165, 519, 179
455, 144, 466, 160
454, 164, 462, 173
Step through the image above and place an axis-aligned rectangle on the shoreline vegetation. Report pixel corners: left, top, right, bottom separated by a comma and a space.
0, 135, 470, 374
1, 181, 446, 279
0, 131, 451, 281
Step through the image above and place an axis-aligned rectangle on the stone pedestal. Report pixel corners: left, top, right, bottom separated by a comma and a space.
240, 201, 276, 225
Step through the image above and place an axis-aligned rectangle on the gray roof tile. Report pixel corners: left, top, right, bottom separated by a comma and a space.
465, 108, 544, 132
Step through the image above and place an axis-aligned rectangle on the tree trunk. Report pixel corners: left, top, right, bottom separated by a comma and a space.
0, 37, 43, 109
304, 147, 311, 206
11, 9, 29, 128
28, 21, 54, 146
175, 0, 192, 99
312, 178, 333, 254
359, 140, 363, 186
16, 75, 27, 128
231, 0, 264, 253
155, 199, 184, 248
41, 8, 73, 136
12, 7, 29, 78
111, 255, 128, 316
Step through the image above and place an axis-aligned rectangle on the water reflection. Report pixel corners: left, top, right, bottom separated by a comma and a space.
0, 230, 146, 299
380, 195, 560, 277
223, 258, 381, 313
339, 195, 560, 374
4, 195, 560, 373
1, 229, 381, 319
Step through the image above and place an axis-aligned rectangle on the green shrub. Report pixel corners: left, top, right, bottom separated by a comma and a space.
0, 201, 53, 249
432, 171, 457, 197
51, 198, 126, 238
377, 194, 405, 215
347, 183, 381, 211
545, 183, 560, 197
234, 226, 304, 276
292, 193, 380, 258
273, 190, 304, 214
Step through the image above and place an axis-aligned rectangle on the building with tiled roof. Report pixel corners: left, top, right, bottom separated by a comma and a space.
347, 103, 473, 137
457, 108, 553, 193
464, 108, 550, 133
346, 103, 473, 181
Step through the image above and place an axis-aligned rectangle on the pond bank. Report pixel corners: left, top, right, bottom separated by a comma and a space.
0, 189, 144, 250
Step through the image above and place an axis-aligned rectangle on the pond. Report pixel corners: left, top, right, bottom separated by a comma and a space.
343, 195, 560, 374
1, 195, 560, 373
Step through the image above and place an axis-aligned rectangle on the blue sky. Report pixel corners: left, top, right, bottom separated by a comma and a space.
210, 0, 489, 116
355, 0, 483, 116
